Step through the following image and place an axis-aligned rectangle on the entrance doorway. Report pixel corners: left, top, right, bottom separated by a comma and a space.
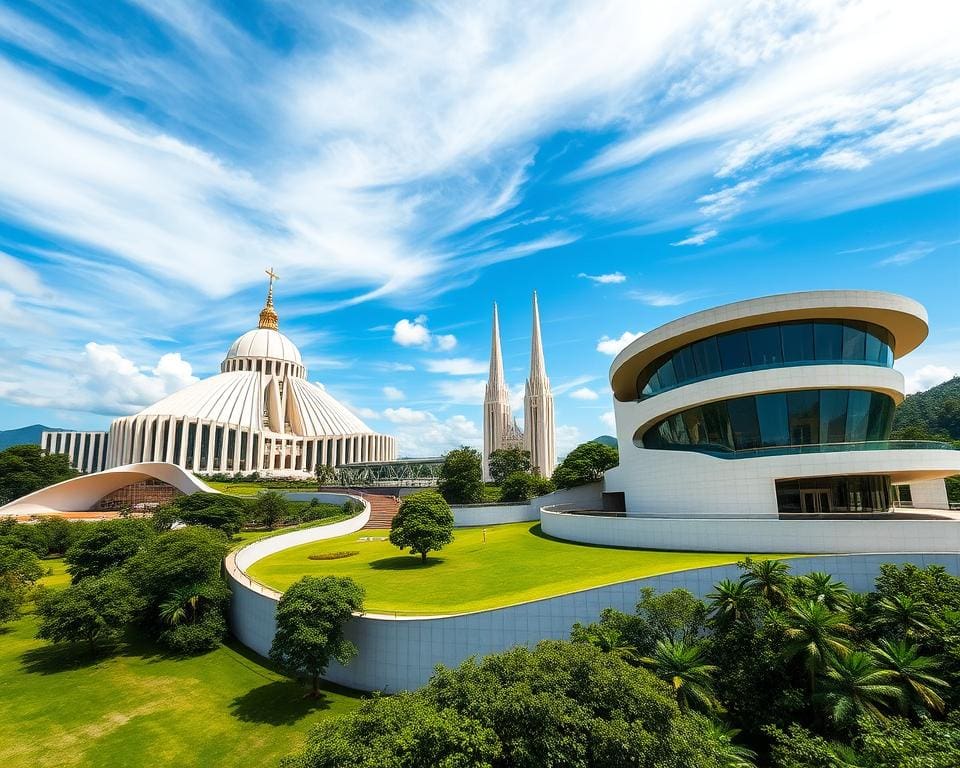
801, 489, 831, 514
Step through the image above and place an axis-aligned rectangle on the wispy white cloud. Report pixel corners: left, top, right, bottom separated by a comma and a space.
903, 364, 956, 395
578, 271, 626, 284
671, 229, 718, 246
382, 385, 405, 401
627, 290, 705, 307
876, 245, 935, 267
424, 358, 488, 376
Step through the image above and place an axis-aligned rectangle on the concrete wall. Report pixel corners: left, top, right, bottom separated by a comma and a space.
227, 547, 960, 692
541, 506, 960, 554
907, 478, 951, 510
450, 483, 603, 527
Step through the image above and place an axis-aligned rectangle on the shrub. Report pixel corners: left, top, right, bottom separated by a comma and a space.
308, 551, 359, 561
167, 492, 248, 536
158, 609, 227, 655
500, 471, 535, 502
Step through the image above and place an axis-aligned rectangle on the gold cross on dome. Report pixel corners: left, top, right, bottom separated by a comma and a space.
265, 266, 280, 286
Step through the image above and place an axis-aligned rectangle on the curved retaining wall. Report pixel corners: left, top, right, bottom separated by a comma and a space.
540, 506, 960, 554
227, 502, 960, 691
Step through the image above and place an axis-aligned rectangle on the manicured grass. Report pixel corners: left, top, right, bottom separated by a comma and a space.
0, 564, 363, 768
247, 522, 796, 614
230, 513, 352, 549
205, 481, 322, 497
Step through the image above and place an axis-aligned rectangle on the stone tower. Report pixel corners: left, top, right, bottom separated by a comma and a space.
524, 291, 556, 477
482, 302, 513, 481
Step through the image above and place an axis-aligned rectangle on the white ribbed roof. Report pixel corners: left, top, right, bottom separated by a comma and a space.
225, 328, 302, 364
131, 371, 372, 436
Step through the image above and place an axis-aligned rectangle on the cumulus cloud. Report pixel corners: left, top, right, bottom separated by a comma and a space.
424, 358, 488, 376
569, 387, 600, 400
600, 410, 617, 429
903, 364, 956, 394
382, 407, 431, 424
383, 407, 481, 456
436, 378, 488, 405
382, 385, 405, 401
555, 424, 582, 457
578, 272, 626, 284
392, 315, 457, 350
596, 331, 644, 355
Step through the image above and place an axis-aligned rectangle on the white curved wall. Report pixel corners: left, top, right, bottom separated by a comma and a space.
0, 462, 215, 516
541, 506, 960, 553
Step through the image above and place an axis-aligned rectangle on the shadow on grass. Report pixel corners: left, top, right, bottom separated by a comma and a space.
20, 640, 123, 675
229, 680, 337, 725
368, 555, 445, 570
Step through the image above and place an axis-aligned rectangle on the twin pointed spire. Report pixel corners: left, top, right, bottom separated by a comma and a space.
258, 267, 280, 331
486, 302, 509, 402
528, 290, 548, 390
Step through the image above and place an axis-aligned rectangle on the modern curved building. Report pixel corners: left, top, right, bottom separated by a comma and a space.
603, 290, 960, 519
95, 275, 396, 476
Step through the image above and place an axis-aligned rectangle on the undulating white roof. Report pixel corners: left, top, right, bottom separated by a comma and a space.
225, 328, 302, 364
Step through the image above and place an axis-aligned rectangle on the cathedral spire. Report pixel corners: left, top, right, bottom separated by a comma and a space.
258, 267, 280, 331
528, 290, 548, 387
524, 290, 556, 477
486, 302, 507, 397
483, 301, 513, 481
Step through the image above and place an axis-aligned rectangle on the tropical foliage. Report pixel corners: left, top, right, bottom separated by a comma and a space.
551, 440, 619, 489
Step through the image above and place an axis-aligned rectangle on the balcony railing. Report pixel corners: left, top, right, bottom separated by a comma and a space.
652, 440, 958, 459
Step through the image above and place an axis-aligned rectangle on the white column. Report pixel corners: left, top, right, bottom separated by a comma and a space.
191, 419, 202, 470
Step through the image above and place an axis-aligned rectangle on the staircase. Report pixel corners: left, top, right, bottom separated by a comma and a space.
363, 493, 400, 529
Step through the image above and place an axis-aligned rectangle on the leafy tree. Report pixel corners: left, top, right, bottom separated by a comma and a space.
0, 544, 44, 587
640, 638, 721, 712
740, 557, 792, 608
870, 594, 932, 640
816, 651, 902, 728
487, 447, 531, 485
437, 446, 483, 504
499, 471, 537, 502
781, 600, 854, 691
570, 613, 639, 663
0, 518, 48, 556
636, 586, 707, 644
165, 492, 248, 536
703, 722, 758, 768
250, 490, 288, 528
0, 583, 20, 625
871, 638, 946, 714
314, 462, 336, 490
870, 563, 960, 617
0, 444, 78, 504
65, 518, 155, 582
550, 440, 618, 489
389, 489, 454, 562
708, 578, 755, 630
36, 573, 142, 652
34, 517, 77, 555
270, 575, 365, 697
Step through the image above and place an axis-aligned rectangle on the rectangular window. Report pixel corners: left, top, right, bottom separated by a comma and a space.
672, 346, 697, 384
814, 322, 844, 361
842, 323, 866, 361
702, 401, 734, 450
691, 337, 721, 377
755, 392, 790, 446
864, 329, 884, 365
717, 331, 750, 371
867, 393, 894, 441
820, 389, 849, 443
787, 390, 820, 444
727, 396, 761, 450
656, 358, 677, 389
845, 390, 871, 442
781, 322, 815, 362
747, 325, 783, 367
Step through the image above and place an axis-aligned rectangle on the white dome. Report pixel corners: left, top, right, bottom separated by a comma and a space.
225, 328, 302, 365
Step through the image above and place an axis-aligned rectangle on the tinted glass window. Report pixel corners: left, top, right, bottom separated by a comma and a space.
672, 346, 697, 383
814, 322, 843, 360
728, 397, 761, 450
756, 393, 790, 446
864, 330, 884, 365
781, 322, 815, 362
691, 337, 721, 377
845, 389, 872, 442
702, 401, 734, 450
682, 408, 709, 445
867, 393, 894, 441
820, 390, 849, 443
717, 331, 751, 370
657, 358, 677, 389
748, 325, 783, 366
788, 390, 819, 444
842, 323, 866, 361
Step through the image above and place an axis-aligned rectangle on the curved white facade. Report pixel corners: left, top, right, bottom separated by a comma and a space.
104, 283, 396, 476
603, 290, 960, 523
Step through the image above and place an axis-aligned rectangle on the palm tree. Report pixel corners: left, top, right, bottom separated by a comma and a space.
703, 722, 757, 768
159, 585, 205, 626
817, 651, 902, 727
782, 600, 854, 690
707, 579, 752, 630
796, 572, 850, 610
741, 558, 791, 607
871, 638, 946, 714
640, 639, 720, 713
580, 622, 639, 664
872, 594, 932, 640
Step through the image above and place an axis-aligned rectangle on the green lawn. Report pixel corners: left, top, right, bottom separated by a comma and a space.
247, 522, 795, 614
204, 481, 322, 497
0, 565, 362, 768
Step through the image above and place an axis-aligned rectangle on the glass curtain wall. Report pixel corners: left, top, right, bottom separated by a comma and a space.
637, 320, 894, 398
775, 475, 892, 514
640, 389, 895, 453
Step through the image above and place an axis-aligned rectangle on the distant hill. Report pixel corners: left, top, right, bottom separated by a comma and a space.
591, 435, 618, 448
892, 376, 960, 440
0, 424, 63, 451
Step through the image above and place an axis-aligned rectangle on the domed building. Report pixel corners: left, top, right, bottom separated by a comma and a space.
99, 274, 396, 476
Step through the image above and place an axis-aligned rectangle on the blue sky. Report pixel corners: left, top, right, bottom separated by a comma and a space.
0, 1, 958, 457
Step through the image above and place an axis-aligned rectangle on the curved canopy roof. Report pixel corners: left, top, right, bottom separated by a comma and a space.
225, 328, 302, 365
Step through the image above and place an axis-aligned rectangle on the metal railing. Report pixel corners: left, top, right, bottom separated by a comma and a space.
651, 440, 957, 459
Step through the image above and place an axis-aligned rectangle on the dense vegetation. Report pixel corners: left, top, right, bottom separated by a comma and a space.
892, 375, 960, 440
0, 444, 77, 504
438, 446, 484, 503
551, 439, 619, 489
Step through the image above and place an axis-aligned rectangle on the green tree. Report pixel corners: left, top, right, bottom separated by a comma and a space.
36, 573, 142, 652
781, 600, 854, 691
437, 447, 483, 504
708, 578, 754, 630
740, 557, 792, 608
270, 575, 365, 697
166, 492, 248, 536
0, 444, 78, 504
389, 489, 454, 562
871, 638, 946, 714
704, 722, 758, 768
499, 471, 536, 502
314, 462, 336, 490
871, 594, 932, 640
795, 572, 851, 610
817, 651, 902, 728
250, 490, 288, 528
64, 518, 155, 582
641, 638, 721, 713
487, 447, 531, 485
636, 586, 707, 644
0, 544, 44, 587
550, 440, 618, 489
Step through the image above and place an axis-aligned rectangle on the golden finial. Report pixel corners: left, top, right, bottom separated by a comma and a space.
258, 267, 280, 330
